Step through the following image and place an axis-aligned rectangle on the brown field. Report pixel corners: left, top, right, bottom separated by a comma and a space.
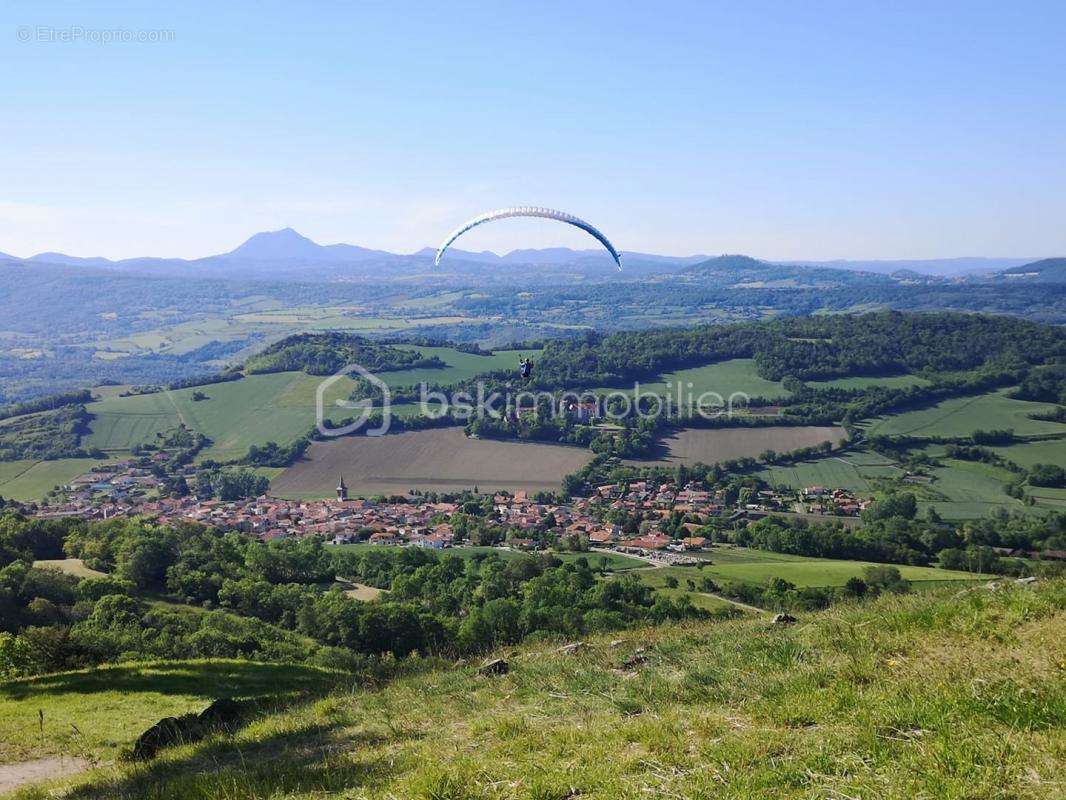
626, 425, 847, 467
270, 427, 593, 498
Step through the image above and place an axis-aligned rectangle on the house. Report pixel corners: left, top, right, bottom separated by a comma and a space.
1034, 550, 1066, 561
330, 533, 358, 545
680, 536, 708, 550
369, 531, 404, 546
619, 533, 671, 550
413, 532, 451, 549
564, 400, 600, 422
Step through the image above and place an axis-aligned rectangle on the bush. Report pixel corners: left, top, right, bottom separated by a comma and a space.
1029, 463, 1066, 488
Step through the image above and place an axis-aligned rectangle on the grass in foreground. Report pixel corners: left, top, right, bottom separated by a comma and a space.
0, 661, 344, 765
6, 580, 1063, 799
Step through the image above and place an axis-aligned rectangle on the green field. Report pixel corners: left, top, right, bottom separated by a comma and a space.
857, 455, 1031, 521
1026, 485, 1066, 509
916, 459, 1026, 520
0, 458, 106, 502
758, 450, 903, 493
85, 372, 339, 461
83, 347, 540, 461
807, 373, 930, 391
929, 460, 1019, 503
863, 388, 1066, 439
372, 346, 540, 389
614, 362, 928, 403
327, 544, 646, 572
990, 437, 1066, 469
884, 444, 1050, 520
593, 358, 787, 401
0, 660, 341, 764
639, 546, 986, 590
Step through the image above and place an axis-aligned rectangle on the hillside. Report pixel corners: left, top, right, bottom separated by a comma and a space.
242, 332, 446, 376
1001, 257, 1066, 283
4, 580, 1062, 799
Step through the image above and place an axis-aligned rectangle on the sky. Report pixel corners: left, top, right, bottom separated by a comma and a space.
2, 0, 1065, 261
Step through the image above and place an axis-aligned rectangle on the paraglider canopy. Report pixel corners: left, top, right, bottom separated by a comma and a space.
435, 207, 622, 270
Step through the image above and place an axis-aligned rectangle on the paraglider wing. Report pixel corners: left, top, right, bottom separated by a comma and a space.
434, 207, 622, 270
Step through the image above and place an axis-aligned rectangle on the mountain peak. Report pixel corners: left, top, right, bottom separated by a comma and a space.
226, 228, 322, 259
221, 229, 398, 264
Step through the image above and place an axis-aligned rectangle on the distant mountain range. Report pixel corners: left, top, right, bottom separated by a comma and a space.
781, 257, 1038, 277
0, 227, 1058, 281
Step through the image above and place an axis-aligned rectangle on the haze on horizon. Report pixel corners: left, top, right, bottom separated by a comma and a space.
3, 0, 1065, 262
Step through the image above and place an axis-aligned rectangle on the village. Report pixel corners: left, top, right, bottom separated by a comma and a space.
25, 451, 877, 560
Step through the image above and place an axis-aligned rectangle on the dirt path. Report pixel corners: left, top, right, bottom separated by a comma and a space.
590, 548, 665, 569
0, 756, 93, 794
698, 592, 766, 614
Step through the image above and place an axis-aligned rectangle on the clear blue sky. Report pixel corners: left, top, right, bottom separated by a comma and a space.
2, 0, 1064, 260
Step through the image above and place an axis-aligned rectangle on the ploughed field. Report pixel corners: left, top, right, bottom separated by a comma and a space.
626, 425, 847, 468
270, 427, 594, 498
274, 425, 850, 498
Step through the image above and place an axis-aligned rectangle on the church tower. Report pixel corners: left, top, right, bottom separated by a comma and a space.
336, 475, 348, 501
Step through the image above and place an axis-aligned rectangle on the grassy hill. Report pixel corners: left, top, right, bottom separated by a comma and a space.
4, 580, 1062, 799
1001, 257, 1066, 282
758, 449, 904, 493
0, 458, 105, 503
862, 387, 1066, 439
632, 546, 985, 593
81, 346, 541, 462
0, 661, 344, 766
591, 358, 789, 400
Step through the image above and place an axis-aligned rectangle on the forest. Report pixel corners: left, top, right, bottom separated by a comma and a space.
243, 332, 447, 376
0, 514, 709, 678
529, 311, 1066, 387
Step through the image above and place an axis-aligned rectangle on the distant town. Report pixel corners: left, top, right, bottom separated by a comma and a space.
25, 444, 878, 561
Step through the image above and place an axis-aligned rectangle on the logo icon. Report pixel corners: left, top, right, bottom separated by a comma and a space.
316, 364, 391, 437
